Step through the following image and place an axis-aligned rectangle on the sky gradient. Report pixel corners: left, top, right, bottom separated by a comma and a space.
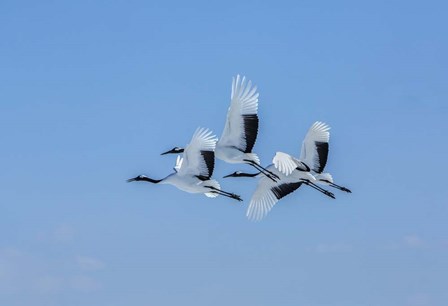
1, 1, 447, 305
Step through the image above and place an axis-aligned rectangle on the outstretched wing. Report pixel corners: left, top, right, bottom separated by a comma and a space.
218, 75, 259, 153
300, 121, 330, 173
273, 152, 309, 176
177, 128, 217, 179
247, 173, 302, 221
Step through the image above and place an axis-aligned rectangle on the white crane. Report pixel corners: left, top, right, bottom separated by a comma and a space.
223, 121, 351, 220
224, 162, 335, 221
273, 121, 351, 193
128, 128, 242, 201
161, 75, 279, 181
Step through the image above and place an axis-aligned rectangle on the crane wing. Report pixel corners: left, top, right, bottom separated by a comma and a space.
247, 174, 302, 221
218, 75, 259, 153
273, 152, 309, 176
300, 121, 330, 173
177, 128, 217, 179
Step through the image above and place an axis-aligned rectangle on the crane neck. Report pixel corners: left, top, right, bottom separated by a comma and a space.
140, 177, 163, 184
239, 172, 260, 177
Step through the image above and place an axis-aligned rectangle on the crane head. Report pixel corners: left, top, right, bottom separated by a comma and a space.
161, 147, 184, 155
126, 175, 162, 184
127, 175, 147, 182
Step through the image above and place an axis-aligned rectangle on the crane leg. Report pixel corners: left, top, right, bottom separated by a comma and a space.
244, 160, 279, 181
303, 180, 335, 199
206, 186, 243, 202
329, 182, 352, 193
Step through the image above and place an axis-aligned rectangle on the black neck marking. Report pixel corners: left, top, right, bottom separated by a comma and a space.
237, 172, 260, 177
241, 172, 260, 177
128, 176, 163, 184
139, 177, 162, 183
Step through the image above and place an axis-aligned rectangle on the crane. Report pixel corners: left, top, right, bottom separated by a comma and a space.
161, 75, 279, 181
273, 121, 351, 193
128, 128, 242, 201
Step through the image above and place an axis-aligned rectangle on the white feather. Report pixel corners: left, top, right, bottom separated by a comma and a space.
300, 121, 330, 172
177, 127, 217, 178
272, 152, 301, 176
218, 75, 259, 150
246, 165, 310, 221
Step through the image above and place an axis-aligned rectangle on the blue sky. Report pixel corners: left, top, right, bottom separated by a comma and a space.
1, 0, 447, 305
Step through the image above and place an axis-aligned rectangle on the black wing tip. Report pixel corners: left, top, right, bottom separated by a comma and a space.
314, 141, 329, 173
271, 182, 302, 200
200, 150, 215, 178
242, 114, 259, 153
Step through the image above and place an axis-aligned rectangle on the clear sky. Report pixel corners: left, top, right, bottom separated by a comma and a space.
1, 1, 447, 305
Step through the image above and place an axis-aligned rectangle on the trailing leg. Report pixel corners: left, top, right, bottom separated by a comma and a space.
329, 182, 352, 193
303, 180, 335, 199
206, 186, 243, 202
245, 160, 279, 181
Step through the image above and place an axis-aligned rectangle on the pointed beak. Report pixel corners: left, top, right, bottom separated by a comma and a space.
223, 174, 233, 178
161, 149, 174, 155
126, 177, 137, 182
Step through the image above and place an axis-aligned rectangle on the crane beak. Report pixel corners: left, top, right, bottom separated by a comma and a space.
223, 173, 233, 178
126, 177, 137, 182
161, 149, 174, 155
